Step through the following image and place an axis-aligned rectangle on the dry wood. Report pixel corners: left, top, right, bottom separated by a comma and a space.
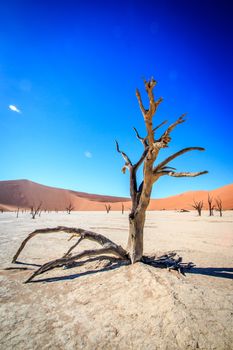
215, 197, 223, 217
30, 203, 42, 219
12, 226, 127, 264
143, 252, 195, 274
12, 76, 208, 282
192, 200, 204, 216
25, 247, 128, 283
105, 204, 111, 213
207, 194, 215, 216
66, 203, 74, 214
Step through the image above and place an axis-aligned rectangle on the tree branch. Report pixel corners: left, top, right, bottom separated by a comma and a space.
63, 236, 83, 257
158, 170, 208, 178
154, 114, 186, 149
136, 78, 163, 146
12, 226, 127, 263
153, 120, 168, 133
134, 147, 149, 172
115, 140, 132, 173
25, 247, 128, 283
136, 89, 146, 115
153, 147, 205, 172
144, 78, 163, 116
133, 127, 148, 148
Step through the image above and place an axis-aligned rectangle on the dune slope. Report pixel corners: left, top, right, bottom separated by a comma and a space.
0, 179, 232, 210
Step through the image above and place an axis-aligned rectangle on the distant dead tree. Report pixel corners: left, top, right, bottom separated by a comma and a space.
121, 203, 124, 214
192, 199, 204, 216
16, 207, 20, 218
12, 77, 208, 282
207, 194, 214, 216
105, 204, 111, 213
66, 203, 74, 214
30, 203, 42, 219
215, 197, 223, 217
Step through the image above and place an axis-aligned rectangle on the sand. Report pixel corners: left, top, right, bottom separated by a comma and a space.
0, 211, 233, 349
0, 179, 233, 211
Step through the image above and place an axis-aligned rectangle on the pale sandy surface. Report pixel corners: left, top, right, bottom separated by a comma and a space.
0, 211, 233, 350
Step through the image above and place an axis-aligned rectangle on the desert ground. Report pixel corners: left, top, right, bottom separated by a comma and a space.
0, 210, 233, 350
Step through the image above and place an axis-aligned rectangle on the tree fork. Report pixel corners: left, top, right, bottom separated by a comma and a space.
11, 76, 208, 282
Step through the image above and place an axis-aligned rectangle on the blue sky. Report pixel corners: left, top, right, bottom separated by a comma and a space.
0, 0, 232, 198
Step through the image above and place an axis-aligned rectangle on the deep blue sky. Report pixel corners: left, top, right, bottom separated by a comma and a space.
0, 0, 232, 198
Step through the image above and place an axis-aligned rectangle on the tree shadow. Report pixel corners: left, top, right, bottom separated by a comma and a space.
17, 253, 233, 284
187, 267, 233, 280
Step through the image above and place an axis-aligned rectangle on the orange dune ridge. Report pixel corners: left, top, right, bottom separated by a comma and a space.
0, 179, 232, 211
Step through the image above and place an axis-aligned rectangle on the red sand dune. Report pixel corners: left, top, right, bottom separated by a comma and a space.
0, 179, 232, 211
148, 184, 233, 210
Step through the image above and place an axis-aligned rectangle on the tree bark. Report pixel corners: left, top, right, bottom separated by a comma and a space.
127, 210, 146, 263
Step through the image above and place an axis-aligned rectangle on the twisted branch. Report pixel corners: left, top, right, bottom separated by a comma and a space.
116, 140, 132, 173
136, 78, 163, 145
167, 171, 208, 177
12, 226, 127, 263
153, 147, 205, 173
154, 114, 186, 149
156, 170, 208, 178
133, 127, 148, 148
25, 246, 128, 283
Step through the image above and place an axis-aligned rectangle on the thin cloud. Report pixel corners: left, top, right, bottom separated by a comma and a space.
9, 105, 21, 113
84, 151, 92, 158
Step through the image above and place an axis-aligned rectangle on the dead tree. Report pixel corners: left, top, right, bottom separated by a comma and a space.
16, 207, 20, 218
66, 203, 74, 214
30, 203, 42, 219
207, 194, 214, 216
11, 77, 207, 282
215, 197, 223, 217
192, 200, 203, 216
122, 203, 124, 214
105, 204, 111, 213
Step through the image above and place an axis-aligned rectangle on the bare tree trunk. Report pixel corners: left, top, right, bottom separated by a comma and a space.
127, 210, 146, 263
11, 77, 208, 282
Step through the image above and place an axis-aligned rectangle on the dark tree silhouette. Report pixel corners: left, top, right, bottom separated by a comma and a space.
215, 197, 223, 217
192, 200, 204, 216
30, 203, 42, 219
12, 77, 207, 282
105, 204, 111, 213
207, 194, 214, 216
66, 203, 74, 214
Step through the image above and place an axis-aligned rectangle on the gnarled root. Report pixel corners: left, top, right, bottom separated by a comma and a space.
12, 226, 127, 263
12, 227, 194, 284
25, 246, 129, 283
11, 226, 129, 283
142, 252, 195, 274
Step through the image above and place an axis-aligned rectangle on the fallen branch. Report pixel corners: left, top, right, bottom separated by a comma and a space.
25, 246, 128, 283
12, 226, 127, 263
